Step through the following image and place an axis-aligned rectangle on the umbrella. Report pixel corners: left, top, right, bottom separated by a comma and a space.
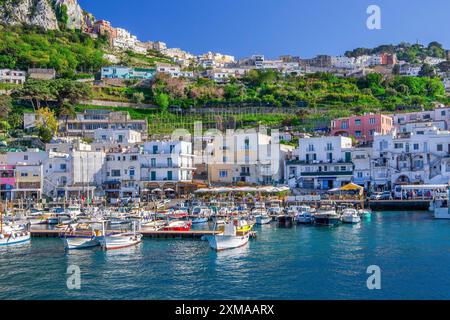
164, 188, 175, 192
151, 188, 162, 193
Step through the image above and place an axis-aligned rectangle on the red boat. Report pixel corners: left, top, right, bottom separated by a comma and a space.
163, 220, 192, 231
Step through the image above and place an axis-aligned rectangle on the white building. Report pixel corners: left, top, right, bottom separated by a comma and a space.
0, 69, 26, 85
331, 56, 357, 69
140, 141, 195, 192
286, 136, 354, 190
103, 146, 141, 202
207, 130, 293, 185
372, 125, 450, 188
45, 150, 105, 200
393, 106, 450, 131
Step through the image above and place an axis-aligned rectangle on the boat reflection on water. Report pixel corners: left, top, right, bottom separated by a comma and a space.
212, 242, 250, 261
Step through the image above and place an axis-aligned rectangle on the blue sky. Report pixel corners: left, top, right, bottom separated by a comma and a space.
78, 0, 450, 59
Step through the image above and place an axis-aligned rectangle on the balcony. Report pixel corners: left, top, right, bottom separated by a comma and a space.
240, 172, 251, 177
301, 171, 353, 177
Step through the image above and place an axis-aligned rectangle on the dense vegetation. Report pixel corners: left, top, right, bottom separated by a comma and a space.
345, 41, 447, 64
148, 70, 448, 114
0, 24, 108, 78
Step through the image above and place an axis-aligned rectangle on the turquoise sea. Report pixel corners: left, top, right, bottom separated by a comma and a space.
1, 211, 450, 300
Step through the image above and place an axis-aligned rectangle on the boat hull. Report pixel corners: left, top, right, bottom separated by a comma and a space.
100, 234, 142, 250
434, 207, 450, 219
0, 232, 30, 246
191, 217, 209, 224
207, 234, 249, 251
63, 236, 100, 250
255, 215, 271, 225
314, 216, 340, 226
341, 216, 361, 224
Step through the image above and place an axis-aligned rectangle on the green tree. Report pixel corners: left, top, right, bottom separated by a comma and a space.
132, 92, 145, 104
418, 64, 436, 78
155, 92, 170, 111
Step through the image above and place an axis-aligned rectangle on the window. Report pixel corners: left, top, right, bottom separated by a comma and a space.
441, 110, 446, 116
413, 143, 419, 150
244, 138, 250, 150
340, 166, 347, 172
111, 170, 121, 177
357, 172, 363, 178
167, 171, 173, 180
355, 131, 362, 137
341, 121, 348, 129
130, 155, 137, 161
150, 171, 156, 181
394, 143, 403, 149
369, 118, 376, 124
129, 169, 135, 177
308, 144, 314, 152
437, 144, 443, 152
101, 135, 106, 140
60, 164, 66, 171
369, 129, 375, 136
24, 155, 28, 160
151, 158, 156, 166
167, 158, 173, 167
219, 170, 228, 178
152, 145, 158, 154
21, 172, 28, 177
326, 143, 333, 151
169, 145, 175, 153
355, 119, 361, 126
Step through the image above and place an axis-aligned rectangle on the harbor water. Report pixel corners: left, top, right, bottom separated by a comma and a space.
1, 210, 450, 300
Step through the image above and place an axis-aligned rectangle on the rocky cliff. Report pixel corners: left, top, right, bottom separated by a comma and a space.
0, 0, 88, 30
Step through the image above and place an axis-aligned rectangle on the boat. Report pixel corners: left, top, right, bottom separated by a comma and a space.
163, 220, 192, 231
62, 228, 102, 250
140, 219, 165, 230
190, 206, 212, 224
207, 220, 252, 251
314, 206, 340, 226
341, 208, 361, 224
294, 205, 314, 224
99, 222, 142, 250
65, 205, 82, 218
0, 227, 30, 246
432, 186, 450, 219
358, 208, 372, 217
253, 202, 271, 225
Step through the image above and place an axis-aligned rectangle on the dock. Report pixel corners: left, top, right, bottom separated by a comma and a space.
30, 229, 220, 239
368, 199, 430, 211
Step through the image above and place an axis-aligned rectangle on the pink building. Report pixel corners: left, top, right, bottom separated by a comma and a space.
331, 114, 393, 142
0, 165, 16, 200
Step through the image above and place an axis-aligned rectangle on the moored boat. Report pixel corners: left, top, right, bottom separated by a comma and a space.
314, 206, 340, 226
341, 208, 361, 224
99, 222, 142, 250
163, 220, 192, 231
207, 220, 252, 251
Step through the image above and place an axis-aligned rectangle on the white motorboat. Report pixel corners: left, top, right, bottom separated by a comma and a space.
99, 222, 142, 250
314, 206, 340, 226
341, 208, 361, 224
255, 214, 271, 225
100, 232, 142, 250
358, 208, 372, 217
65, 205, 82, 218
252, 202, 271, 224
294, 205, 314, 224
207, 220, 252, 251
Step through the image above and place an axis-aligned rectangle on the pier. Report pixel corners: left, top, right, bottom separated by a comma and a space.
30, 229, 220, 239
